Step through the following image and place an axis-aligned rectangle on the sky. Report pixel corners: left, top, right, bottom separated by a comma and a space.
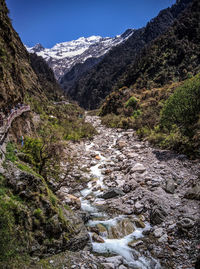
6, 0, 176, 48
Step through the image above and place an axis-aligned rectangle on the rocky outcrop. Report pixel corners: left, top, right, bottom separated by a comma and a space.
2, 162, 89, 257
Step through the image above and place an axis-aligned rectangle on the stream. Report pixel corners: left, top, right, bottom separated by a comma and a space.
79, 134, 161, 268
63, 115, 200, 269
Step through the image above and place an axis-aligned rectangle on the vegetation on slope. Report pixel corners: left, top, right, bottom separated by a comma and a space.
66, 0, 192, 109
100, 0, 200, 157
0, 1, 95, 267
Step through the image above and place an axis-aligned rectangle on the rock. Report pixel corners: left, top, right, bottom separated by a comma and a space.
158, 234, 168, 243
92, 233, 105, 243
108, 219, 135, 239
117, 140, 127, 149
64, 194, 81, 209
133, 218, 145, 228
177, 218, 195, 230
101, 263, 115, 269
118, 265, 127, 269
95, 155, 101, 160
123, 179, 139, 193
153, 228, 163, 238
150, 205, 167, 225
96, 224, 107, 237
103, 256, 123, 267
184, 183, 200, 200
134, 201, 144, 214
128, 240, 143, 248
126, 152, 139, 159
131, 163, 146, 173
164, 179, 176, 194
100, 188, 125, 199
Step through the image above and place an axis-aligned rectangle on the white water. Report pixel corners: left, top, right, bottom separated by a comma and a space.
80, 138, 161, 269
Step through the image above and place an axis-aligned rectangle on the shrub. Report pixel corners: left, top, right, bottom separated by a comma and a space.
125, 96, 138, 109
160, 73, 200, 135
5, 142, 18, 162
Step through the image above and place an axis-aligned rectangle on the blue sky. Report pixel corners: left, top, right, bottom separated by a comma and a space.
6, 0, 175, 48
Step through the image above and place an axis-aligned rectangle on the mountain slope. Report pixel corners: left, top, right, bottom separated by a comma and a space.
26, 30, 134, 80
0, 1, 93, 266
100, 0, 200, 156
67, 0, 193, 109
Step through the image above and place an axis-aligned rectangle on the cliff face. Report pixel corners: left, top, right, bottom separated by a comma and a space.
66, 0, 193, 109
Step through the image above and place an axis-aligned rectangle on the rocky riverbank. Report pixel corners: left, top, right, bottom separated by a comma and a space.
49, 115, 199, 269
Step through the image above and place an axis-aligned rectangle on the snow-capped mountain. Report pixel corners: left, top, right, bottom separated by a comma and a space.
26, 29, 134, 80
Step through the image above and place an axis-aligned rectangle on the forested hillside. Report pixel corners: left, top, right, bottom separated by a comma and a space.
100, 0, 200, 156
67, 0, 192, 109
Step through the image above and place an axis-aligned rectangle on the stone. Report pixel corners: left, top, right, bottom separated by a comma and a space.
101, 263, 115, 269
133, 218, 145, 229
64, 194, 81, 209
153, 228, 163, 238
100, 188, 125, 199
127, 152, 139, 159
92, 233, 105, 243
128, 240, 143, 248
117, 140, 127, 149
134, 201, 144, 214
150, 205, 167, 225
131, 163, 146, 173
177, 218, 195, 230
118, 265, 127, 269
158, 234, 168, 243
108, 219, 135, 239
123, 179, 139, 193
96, 224, 107, 237
184, 183, 200, 201
164, 179, 176, 194
95, 155, 101, 160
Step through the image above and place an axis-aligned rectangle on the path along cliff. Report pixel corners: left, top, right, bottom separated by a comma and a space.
55, 115, 200, 269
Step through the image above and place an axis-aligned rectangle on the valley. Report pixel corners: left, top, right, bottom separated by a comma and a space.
0, 0, 200, 268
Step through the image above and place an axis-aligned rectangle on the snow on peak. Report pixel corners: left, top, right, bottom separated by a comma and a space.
26, 30, 134, 79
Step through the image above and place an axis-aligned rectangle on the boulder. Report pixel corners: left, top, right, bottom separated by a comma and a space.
128, 240, 143, 248
100, 188, 125, 199
134, 201, 144, 214
184, 183, 200, 201
64, 194, 81, 209
117, 140, 127, 149
150, 205, 167, 225
123, 179, 139, 193
153, 228, 163, 238
164, 179, 176, 194
131, 163, 146, 173
177, 217, 195, 230
92, 233, 105, 243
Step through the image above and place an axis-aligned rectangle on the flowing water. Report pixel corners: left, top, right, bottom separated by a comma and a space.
79, 138, 161, 269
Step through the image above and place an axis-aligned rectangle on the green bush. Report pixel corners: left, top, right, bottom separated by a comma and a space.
125, 96, 138, 109
5, 142, 18, 162
160, 73, 200, 135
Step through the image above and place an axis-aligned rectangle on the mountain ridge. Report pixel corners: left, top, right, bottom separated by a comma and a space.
26, 30, 134, 80
65, 0, 193, 109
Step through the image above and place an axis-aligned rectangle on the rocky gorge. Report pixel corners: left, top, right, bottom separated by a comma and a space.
45, 114, 200, 269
